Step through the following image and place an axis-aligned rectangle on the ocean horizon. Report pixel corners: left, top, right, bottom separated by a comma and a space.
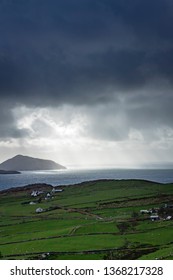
0, 167, 173, 191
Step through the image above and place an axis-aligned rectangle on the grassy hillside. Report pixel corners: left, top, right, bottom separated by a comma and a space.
0, 179, 173, 260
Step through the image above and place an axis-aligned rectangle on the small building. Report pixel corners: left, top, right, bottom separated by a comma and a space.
166, 216, 172, 220
150, 215, 160, 221
140, 210, 152, 214
31, 191, 38, 197
52, 188, 63, 193
31, 190, 44, 197
36, 207, 44, 213
38, 191, 44, 195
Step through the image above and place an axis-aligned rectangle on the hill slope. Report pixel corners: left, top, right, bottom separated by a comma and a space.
0, 155, 66, 171
0, 179, 173, 260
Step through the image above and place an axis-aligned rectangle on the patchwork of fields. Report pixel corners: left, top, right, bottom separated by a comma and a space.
0, 179, 173, 260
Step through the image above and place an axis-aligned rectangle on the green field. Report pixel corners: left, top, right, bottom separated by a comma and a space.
0, 179, 173, 260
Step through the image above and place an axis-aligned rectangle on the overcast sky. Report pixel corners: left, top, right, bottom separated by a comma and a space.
0, 0, 173, 167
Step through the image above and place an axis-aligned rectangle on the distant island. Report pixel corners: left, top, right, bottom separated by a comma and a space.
0, 170, 21, 174
0, 155, 66, 171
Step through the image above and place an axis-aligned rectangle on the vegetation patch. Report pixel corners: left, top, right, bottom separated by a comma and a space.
0, 179, 173, 260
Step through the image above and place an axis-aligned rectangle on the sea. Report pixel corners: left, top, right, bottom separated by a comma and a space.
0, 168, 173, 191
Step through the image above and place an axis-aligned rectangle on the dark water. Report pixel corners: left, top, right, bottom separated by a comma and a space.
0, 168, 173, 191
0, 169, 173, 190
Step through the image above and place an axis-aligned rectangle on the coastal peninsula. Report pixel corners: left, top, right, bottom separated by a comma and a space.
0, 170, 21, 174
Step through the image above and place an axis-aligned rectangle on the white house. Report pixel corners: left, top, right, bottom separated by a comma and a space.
140, 210, 152, 214
31, 190, 44, 197
150, 215, 160, 221
31, 191, 38, 197
166, 216, 172, 220
36, 207, 44, 213
52, 188, 63, 193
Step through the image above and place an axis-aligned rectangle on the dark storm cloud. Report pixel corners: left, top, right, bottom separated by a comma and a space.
0, 101, 29, 138
0, 0, 173, 139
0, 0, 173, 101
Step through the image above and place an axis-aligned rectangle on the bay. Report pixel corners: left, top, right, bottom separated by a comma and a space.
0, 168, 173, 191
